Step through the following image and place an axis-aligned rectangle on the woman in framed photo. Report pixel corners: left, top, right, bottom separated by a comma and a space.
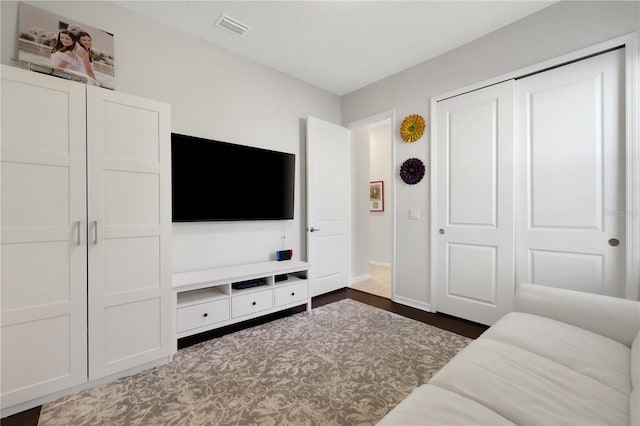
76, 31, 97, 82
50, 30, 80, 70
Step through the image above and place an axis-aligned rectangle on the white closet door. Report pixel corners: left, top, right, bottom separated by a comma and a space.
1, 66, 87, 407
434, 80, 515, 325
87, 86, 171, 379
515, 49, 625, 297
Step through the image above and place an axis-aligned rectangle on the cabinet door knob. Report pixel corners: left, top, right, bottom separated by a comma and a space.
252, 301, 256, 306
291, 292, 295, 296
203, 313, 208, 318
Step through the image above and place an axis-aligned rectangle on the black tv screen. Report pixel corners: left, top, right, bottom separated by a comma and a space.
171, 133, 295, 221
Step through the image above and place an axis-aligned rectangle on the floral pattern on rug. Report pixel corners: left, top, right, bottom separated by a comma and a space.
38, 299, 471, 426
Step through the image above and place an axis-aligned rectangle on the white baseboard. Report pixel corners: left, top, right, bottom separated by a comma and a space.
349, 274, 371, 285
392, 295, 433, 312
369, 261, 391, 268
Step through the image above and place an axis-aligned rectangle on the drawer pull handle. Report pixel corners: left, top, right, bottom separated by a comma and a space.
291, 292, 295, 296
203, 313, 208, 318
252, 301, 256, 306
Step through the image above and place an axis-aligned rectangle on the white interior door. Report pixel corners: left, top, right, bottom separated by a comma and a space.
435, 80, 515, 325
1, 66, 87, 408
87, 86, 172, 379
515, 48, 626, 297
306, 116, 349, 297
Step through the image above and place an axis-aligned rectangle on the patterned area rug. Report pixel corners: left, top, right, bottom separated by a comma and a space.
39, 299, 471, 425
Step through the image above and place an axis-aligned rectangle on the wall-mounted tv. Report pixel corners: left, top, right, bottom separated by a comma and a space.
171, 133, 295, 222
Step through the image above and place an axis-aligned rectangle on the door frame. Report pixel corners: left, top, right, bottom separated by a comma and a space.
430, 32, 640, 307
347, 109, 397, 300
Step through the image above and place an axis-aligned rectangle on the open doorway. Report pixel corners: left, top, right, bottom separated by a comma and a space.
348, 112, 395, 299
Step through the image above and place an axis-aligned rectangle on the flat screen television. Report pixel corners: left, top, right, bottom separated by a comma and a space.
171, 133, 295, 222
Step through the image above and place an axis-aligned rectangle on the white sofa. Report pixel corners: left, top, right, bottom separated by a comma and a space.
379, 283, 640, 425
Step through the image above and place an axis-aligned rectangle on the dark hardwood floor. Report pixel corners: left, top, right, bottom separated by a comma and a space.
3, 288, 487, 426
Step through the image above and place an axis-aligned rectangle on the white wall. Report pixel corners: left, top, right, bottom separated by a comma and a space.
341, 0, 640, 309
369, 124, 391, 266
1, 1, 341, 273
349, 127, 371, 281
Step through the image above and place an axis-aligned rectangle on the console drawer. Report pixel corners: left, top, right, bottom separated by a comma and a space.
274, 281, 308, 307
177, 298, 230, 333
232, 289, 273, 318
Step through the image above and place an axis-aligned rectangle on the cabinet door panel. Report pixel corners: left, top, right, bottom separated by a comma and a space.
1, 241, 70, 311
105, 236, 160, 294
87, 86, 171, 380
1, 66, 87, 409
104, 299, 162, 363
104, 171, 160, 225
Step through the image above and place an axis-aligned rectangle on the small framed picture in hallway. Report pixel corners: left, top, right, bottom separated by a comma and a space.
370, 180, 384, 212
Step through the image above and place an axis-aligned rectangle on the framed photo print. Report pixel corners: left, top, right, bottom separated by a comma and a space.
18, 3, 115, 89
370, 181, 384, 212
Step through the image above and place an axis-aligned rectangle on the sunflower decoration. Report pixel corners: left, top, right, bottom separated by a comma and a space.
400, 158, 426, 185
400, 114, 425, 142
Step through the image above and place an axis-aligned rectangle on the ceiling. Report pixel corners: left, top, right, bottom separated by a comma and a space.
115, 1, 555, 96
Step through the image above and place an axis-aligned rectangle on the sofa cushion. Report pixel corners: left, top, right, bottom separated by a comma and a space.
429, 339, 629, 425
482, 312, 631, 393
377, 384, 515, 425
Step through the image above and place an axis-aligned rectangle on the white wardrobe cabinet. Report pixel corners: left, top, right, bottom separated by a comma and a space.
0, 65, 172, 415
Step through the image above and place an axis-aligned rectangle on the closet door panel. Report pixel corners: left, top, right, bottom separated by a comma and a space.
435, 80, 515, 326
529, 250, 603, 294
87, 86, 171, 380
528, 78, 602, 229
447, 243, 498, 304
0, 66, 87, 408
448, 101, 498, 227
516, 49, 625, 297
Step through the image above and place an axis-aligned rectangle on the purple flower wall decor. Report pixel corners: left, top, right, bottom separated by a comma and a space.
400, 158, 426, 185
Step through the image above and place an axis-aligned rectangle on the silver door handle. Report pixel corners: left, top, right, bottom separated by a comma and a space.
92, 220, 98, 244
309, 227, 321, 232
74, 221, 81, 245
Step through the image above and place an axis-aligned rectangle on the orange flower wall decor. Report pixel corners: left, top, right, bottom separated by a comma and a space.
400, 114, 425, 142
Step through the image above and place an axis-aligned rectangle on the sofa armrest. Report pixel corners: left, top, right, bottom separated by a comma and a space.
514, 283, 640, 347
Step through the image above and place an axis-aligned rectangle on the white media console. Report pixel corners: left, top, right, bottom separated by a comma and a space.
172, 260, 311, 340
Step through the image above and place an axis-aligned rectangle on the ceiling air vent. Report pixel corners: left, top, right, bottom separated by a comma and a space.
216, 14, 251, 37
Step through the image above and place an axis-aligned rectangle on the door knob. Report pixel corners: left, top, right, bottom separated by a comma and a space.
309, 227, 321, 232
608, 238, 620, 247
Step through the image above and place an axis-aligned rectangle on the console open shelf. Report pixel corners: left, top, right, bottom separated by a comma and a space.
172, 260, 311, 343
177, 286, 230, 307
